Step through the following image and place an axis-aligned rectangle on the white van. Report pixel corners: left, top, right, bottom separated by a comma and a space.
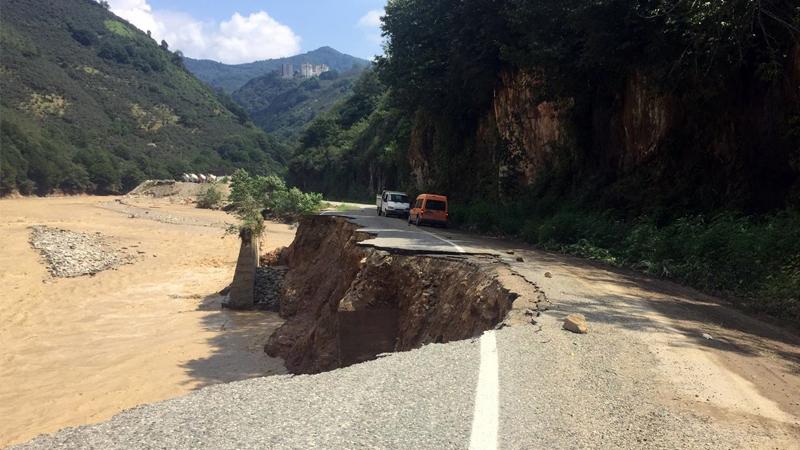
376, 190, 411, 218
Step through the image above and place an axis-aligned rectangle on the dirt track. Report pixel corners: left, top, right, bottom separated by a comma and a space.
0, 196, 294, 447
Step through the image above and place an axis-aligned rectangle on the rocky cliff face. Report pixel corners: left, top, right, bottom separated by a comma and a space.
615, 72, 675, 170
492, 70, 569, 185
483, 70, 678, 183
405, 55, 799, 208
407, 111, 436, 190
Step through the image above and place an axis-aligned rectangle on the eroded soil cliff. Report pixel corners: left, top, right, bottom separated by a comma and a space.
265, 216, 545, 374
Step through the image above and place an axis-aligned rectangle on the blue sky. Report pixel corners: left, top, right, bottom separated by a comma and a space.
106, 0, 386, 63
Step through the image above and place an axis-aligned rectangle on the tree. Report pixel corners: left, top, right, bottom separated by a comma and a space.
300, 115, 339, 148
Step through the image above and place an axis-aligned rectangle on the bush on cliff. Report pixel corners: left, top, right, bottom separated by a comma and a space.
229, 169, 323, 225
270, 187, 324, 218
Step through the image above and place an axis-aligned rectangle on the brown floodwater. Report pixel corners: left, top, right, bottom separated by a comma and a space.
0, 196, 293, 447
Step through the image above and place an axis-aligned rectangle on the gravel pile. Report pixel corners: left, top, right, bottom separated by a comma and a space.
254, 265, 287, 311
29, 226, 134, 278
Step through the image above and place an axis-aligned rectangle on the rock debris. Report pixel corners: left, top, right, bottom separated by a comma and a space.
29, 226, 134, 278
254, 265, 287, 311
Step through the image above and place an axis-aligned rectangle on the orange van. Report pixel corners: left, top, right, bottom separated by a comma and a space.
408, 193, 449, 227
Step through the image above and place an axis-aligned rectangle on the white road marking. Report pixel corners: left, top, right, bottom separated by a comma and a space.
419, 229, 465, 253
469, 330, 499, 450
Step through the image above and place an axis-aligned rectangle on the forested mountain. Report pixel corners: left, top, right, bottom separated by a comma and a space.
185, 47, 370, 93
232, 68, 364, 143
288, 69, 404, 200
0, 0, 286, 195
288, 0, 800, 319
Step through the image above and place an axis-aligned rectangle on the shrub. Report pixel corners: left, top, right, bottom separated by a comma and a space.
197, 183, 223, 209
228, 169, 285, 211
227, 169, 323, 232
70, 28, 97, 47
269, 187, 323, 219
228, 192, 264, 237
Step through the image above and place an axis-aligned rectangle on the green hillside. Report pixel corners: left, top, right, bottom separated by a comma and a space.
232, 68, 363, 143
185, 46, 370, 93
0, 0, 286, 195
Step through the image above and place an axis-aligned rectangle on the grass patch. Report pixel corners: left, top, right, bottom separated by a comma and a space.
20, 93, 68, 118
103, 20, 134, 38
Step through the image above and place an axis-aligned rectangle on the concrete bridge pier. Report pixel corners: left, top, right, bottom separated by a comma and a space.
227, 228, 259, 309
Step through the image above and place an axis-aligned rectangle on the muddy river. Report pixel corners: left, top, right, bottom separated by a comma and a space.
0, 196, 292, 446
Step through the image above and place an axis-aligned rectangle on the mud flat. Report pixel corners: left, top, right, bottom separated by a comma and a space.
0, 196, 294, 447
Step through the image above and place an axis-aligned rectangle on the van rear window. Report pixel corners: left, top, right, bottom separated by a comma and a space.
425, 200, 446, 211
390, 194, 408, 203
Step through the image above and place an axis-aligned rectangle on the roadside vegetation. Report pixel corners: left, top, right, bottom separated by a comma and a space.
227, 169, 323, 235
452, 201, 800, 320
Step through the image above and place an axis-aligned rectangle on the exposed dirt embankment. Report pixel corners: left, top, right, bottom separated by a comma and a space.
265, 215, 545, 374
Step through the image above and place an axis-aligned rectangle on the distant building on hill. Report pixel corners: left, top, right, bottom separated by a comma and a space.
300, 63, 313, 78
299, 63, 330, 78
312, 64, 330, 77
281, 63, 293, 79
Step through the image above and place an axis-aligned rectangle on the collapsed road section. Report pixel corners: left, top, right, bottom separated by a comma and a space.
265, 215, 547, 374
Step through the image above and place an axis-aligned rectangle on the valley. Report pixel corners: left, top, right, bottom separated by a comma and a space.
1, 0, 799, 448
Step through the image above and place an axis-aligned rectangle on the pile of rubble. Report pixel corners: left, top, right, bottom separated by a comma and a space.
29, 226, 135, 278
254, 265, 288, 311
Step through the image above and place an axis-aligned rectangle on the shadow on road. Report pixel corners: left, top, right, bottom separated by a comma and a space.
524, 251, 800, 375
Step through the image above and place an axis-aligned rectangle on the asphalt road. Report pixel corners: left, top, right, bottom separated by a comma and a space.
14, 208, 800, 449
323, 207, 495, 255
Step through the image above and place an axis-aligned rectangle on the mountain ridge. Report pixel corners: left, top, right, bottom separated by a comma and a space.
231, 67, 365, 144
185, 46, 370, 93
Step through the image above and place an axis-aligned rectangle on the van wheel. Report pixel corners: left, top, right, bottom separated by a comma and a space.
415, 216, 421, 227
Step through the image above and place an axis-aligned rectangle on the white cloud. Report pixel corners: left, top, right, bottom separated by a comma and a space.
106, 0, 159, 34
212, 12, 300, 64
103, 0, 301, 64
357, 9, 384, 45
357, 10, 383, 29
